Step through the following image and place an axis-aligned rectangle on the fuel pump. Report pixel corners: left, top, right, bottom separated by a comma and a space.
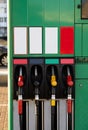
50, 66, 57, 130
17, 67, 24, 130
31, 65, 42, 130
66, 66, 74, 130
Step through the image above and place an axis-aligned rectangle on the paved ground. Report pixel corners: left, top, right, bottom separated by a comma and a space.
0, 87, 8, 130
0, 67, 8, 130
0, 31, 8, 130
0, 39, 7, 46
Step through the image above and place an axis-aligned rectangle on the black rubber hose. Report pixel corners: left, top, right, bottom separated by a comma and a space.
51, 106, 55, 130
19, 115, 23, 130
35, 100, 40, 130
68, 113, 72, 130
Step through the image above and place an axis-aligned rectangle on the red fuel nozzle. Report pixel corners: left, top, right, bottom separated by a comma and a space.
17, 67, 24, 130
67, 67, 73, 87
18, 67, 24, 87
18, 76, 24, 87
67, 75, 73, 87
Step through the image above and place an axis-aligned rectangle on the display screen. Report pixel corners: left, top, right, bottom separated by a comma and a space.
82, 0, 88, 19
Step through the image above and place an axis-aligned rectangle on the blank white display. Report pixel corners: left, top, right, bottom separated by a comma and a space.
14, 27, 27, 54
29, 27, 42, 54
45, 27, 58, 54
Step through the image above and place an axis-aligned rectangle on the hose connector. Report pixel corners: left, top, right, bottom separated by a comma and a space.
51, 99, 56, 106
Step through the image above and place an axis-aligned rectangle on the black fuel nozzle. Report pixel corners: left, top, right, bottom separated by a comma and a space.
31, 65, 42, 130
31, 65, 43, 100
33, 66, 42, 98
32, 66, 42, 88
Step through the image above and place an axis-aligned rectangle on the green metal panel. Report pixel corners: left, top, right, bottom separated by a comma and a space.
13, 54, 74, 58
60, 0, 74, 26
12, 0, 27, 26
83, 25, 88, 56
75, 0, 82, 23
75, 64, 88, 79
75, 0, 88, 23
28, 0, 43, 26
75, 24, 88, 57
9, 0, 13, 129
75, 24, 82, 56
75, 80, 88, 130
45, 59, 59, 64
44, 0, 59, 26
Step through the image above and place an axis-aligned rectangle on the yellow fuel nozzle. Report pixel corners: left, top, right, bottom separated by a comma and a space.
51, 75, 57, 87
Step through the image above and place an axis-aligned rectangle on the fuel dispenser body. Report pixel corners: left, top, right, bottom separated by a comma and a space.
9, 0, 88, 130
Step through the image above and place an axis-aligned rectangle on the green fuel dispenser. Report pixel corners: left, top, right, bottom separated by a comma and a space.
8, 0, 88, 130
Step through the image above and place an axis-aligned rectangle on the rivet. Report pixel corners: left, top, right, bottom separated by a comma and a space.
79, 84, 83, 87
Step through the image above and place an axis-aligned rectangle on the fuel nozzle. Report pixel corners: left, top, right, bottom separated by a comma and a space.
67, 67, 73, 87
50, 66, 57, 106
50, 66, 57, 130
18, 67, 24, 87
32, 66, 42, 130
66, 66, 74, 130
17, 67, 24, 130
32, 66, 42, 100
33, 66, 40, 88
31, 65, 43, 100
51, 66, 57, 87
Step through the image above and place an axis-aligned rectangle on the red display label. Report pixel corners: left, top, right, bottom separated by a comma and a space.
60, 58, 74, 64
13, 59, 27, 64
60, 27, 74, 54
